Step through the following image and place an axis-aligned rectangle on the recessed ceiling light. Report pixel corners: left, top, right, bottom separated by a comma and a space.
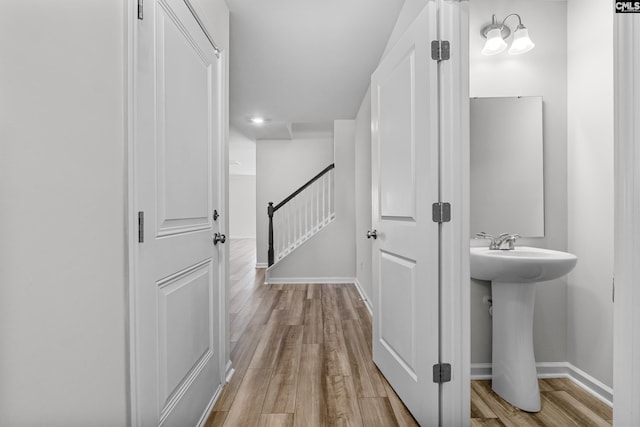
250, 117, 265, 124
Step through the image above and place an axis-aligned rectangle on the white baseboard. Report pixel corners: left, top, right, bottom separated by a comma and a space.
197, 361, 234, 427
470, 363, 493, 380
264, 276, 356, 285
255, 262, 268, 268
224, 360, 234, 383
470, 362, 613, 407
197, 383, 224, 427
353, 278, 373, 316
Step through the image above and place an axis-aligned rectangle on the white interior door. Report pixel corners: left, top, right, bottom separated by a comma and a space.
133, 0, 224, 425
371, 4, 440, 425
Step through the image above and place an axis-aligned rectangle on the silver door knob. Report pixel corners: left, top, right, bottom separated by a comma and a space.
366, 230, 377, 239
213, 233, 226, 245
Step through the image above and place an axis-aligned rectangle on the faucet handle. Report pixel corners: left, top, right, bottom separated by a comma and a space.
475, 232, 494, 240
475, 232, 500, 249
499, 233, 521, 250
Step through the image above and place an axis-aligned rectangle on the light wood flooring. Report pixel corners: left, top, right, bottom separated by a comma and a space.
471, 379, 612, 426
206, 239, 613, 427
205, 239, 417, 427
471, 378, 613, 427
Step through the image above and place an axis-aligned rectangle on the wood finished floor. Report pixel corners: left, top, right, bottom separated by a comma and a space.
206, 239, 418, 427
206, 239, 613, 427
471, 379, 612, 426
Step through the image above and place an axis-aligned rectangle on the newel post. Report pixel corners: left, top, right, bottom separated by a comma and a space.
268, 202, 274, 267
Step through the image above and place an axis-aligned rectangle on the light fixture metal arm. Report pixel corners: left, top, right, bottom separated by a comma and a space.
481, 13, 525, 40
481, 14, 511, 39
499, 13, 524, 30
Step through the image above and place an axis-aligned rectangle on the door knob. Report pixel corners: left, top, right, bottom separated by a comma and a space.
213, 233, 226, 245
366, 230, 378, 239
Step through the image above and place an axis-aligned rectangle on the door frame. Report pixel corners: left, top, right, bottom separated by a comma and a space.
125, 0, 230, 424
438, 1, 470, 424
613, 13, 640, 426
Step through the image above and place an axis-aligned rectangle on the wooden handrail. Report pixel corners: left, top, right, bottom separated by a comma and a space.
268, 163, 335, 266
273, 164, 335, 212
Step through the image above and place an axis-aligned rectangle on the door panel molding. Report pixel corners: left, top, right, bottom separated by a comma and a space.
378, 48, 417, 220
158, 261, 212, 405
129, 0, 227, 425
371, 4, 439, 425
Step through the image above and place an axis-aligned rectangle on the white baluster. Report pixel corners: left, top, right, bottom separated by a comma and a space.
298, 195, 302, 243
332, 169, 335, 218
274, 210, 278, 260
328, 169, 333, 220
285, 203, 294, 253
318, 178, 321, 228
323, 175, 327, 225
304, 187, 311, 237
281, 205, 289, 253
294, 196, 299, 246
292, 199, 297, 248
277, 210, 283, 259
278, 210, 283, 260
325, 173, 329, 224
273, 210, 278, 261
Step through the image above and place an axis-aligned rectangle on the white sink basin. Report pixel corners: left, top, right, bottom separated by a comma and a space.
470, 245, 577, 412
470, 246, 577, 283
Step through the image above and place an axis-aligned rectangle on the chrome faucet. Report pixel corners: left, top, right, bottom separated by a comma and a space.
475, 232, 521, 250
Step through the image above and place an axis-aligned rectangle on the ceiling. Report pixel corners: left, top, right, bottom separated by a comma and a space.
226, 0, 406, 140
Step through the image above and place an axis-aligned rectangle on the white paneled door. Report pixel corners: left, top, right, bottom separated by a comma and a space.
371, 4, 440, 425
133, 0, 224, 425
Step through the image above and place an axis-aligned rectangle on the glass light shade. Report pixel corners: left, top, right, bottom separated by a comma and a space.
508, 26, 535, 55
481, 28, 507, 56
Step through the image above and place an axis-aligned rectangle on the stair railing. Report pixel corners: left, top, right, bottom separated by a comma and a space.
268, 163, 335, 267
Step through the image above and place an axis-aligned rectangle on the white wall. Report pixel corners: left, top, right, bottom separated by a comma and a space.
567, 0, 614, 387
256, 137, 335, 266
0, 2, 127, 425
229, 127, 256, 175
469, 0, 568, 364
264, 121, 357, 280
229, 175, 257, 239
0, 1, 230, 424
381, 0, 428, 60
354, 89, 373, 303
229, 127, 257, 239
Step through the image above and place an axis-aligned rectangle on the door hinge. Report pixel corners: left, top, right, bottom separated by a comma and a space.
138, 211, 144, 243
431, 40, 450, 61
137, 0, 144, 20
433, 363, 452, 383
432, 202, 451, 223
612, 277, 615, 303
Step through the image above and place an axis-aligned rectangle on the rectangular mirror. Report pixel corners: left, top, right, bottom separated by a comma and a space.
470, 96, 544, 237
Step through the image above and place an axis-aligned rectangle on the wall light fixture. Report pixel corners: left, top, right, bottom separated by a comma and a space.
481, 14, 535, 56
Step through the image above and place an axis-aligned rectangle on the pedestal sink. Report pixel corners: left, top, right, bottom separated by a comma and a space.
470, 246, 577, 412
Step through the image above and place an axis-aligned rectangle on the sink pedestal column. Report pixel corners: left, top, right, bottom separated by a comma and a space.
491, 281, 541, 412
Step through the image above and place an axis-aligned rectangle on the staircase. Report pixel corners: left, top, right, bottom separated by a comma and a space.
267, 163, 335, 267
